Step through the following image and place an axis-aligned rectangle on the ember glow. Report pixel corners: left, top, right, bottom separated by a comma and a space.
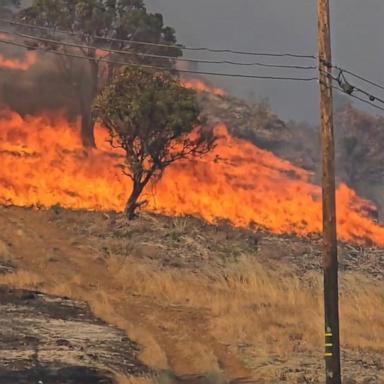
0, 51, 37, 71
0, 109, 383, 246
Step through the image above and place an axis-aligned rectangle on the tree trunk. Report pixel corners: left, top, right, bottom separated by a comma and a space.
80, 104, 96, 148
80, 58, 99, 149
125, 180, 146, 220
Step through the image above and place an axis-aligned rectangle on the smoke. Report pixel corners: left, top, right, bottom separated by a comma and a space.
146, 0, 384, 123
0, 45, 88, 119
0, 0, 90, 116
1, 0, 384, 222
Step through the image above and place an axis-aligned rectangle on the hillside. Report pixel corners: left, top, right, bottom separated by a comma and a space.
1, 6, 384, 384
0, 205, 383, 383
196, 86, 384, 220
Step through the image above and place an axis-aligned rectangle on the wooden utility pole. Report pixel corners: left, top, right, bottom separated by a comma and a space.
317, 1, 342, 383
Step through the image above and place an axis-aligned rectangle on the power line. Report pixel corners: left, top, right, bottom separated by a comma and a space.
0, 29, 318, 71
0, 38, 319, 82
320, 68, 384, 110
324, 81, 384, 113
4, 18, 383, 112
320, 58, 384, 99
0, 17, 317, 60
331, 67, 384, 106
346, 91, 384, 113
354, 87, 384, 106
321, 74, 384, 112
333, 66, 384, 93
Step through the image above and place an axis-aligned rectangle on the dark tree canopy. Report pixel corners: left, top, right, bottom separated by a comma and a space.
18, 0, 179, 50
94, 67, 216, 219
17, 0, 180, 147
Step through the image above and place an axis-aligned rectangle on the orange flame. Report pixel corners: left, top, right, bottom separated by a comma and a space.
95, 49, 110, 58
0, 109, 383, 246
181, 79, 226, 97
0, 51, 37, 71
0, 33, 11, 41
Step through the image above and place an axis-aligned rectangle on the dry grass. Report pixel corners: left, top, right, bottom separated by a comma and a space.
105, 255, 384, 353
340, 273, 384, 351
113, 374, 157, 384
0, 270, 42, 288
0, 207, 383, 382
0, 239, 9, 258
3, 259, 383, 381
36, 247, 383, 353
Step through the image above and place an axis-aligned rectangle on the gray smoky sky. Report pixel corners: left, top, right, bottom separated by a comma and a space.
146, 0, 384, 123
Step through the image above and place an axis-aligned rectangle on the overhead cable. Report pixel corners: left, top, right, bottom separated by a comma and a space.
0, 17, 317, 60
0, 29, 318, 71
333, 66, 384, 93
321, 80, 384, 113
0, 38, 319, 82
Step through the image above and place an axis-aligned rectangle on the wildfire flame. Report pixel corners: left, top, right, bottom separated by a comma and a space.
181, 79, 226, 97
0, 51, 37, 71
0, 33, 11, 41
0, 109, 383, 246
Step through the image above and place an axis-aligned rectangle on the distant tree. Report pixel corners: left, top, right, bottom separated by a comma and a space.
94, 67, 216, 219
17, 0, 180, 148
335, 104, 383, 187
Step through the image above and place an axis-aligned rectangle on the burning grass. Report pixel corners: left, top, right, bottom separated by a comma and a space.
1, 109, 384, 246
0, 207, 383, 383
0, 51, 37, 71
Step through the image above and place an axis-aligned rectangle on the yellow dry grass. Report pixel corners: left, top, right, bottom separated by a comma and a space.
105, 256, 384, 353
0, 239, 9, 258
0, 270, 42, 288
0, 208, 383, 382
2, 256, 383, 357
113, 374, 157, 384
1, 256, 384, 382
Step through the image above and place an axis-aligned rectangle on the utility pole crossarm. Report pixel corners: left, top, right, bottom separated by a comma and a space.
317, 1, 342, 383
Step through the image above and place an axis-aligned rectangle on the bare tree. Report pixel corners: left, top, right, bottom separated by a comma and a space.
94, 67, 216, 219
